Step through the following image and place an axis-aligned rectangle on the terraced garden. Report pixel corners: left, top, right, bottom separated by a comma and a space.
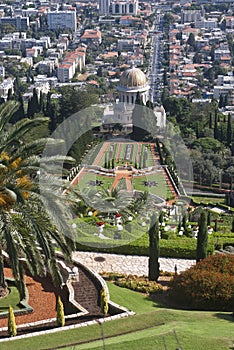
83, 142, 156, 169
76, 141, 173, 200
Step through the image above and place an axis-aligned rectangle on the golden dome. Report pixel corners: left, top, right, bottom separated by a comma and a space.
119, 67, 147, 88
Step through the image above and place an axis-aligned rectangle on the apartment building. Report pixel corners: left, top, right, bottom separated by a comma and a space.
0, 16, 29, 31
47, 10, 77, 31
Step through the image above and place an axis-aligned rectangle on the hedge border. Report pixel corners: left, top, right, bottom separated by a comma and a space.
0, 278, 33, 319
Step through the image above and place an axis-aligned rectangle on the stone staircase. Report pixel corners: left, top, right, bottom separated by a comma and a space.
57, 258, 103, 317
72, 265, 102, 315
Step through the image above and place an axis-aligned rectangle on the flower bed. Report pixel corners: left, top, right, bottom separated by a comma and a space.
100, 272, 163, 294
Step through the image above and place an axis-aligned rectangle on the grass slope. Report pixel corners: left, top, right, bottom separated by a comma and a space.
1, 283, 233, 350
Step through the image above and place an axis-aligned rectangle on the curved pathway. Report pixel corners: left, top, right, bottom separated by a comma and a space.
73, 251, 196, 275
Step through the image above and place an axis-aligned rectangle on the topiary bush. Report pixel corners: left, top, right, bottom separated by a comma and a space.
56, 296, 65, 327
100, 288, 108, 315
8, 305, 17, 337
169, 254, 234, 311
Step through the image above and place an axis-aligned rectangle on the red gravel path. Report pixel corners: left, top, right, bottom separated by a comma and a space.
93, 142, 110, 166
0, 268, 57, 327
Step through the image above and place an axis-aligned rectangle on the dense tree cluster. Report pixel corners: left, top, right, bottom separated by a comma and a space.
163, 97, 234, 188
170, 254, 234, 311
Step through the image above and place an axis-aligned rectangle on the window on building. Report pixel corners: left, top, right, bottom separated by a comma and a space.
115, 4, 119, 13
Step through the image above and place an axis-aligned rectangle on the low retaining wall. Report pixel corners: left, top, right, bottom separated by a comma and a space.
0, 252, 134, 341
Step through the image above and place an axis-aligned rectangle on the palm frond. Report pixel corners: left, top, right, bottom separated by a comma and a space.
0, 101, 19, 133
2, 117, 49, 153
1, 212, 20, 281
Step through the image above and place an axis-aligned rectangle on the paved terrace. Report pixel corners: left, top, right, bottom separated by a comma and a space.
73, 251, 196, 275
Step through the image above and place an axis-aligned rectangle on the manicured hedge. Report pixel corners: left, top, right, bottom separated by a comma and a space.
76, 234, 214, 259
169, 254, 234, 311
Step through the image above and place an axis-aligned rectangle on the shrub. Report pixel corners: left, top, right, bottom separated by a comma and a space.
56, 296, 65, 327
100, 288, 108, 315
170, 254, 234, 311
101, 273, 163, 294
8, 305, 17, 337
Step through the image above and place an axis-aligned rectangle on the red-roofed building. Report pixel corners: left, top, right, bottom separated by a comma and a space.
81, 29, 102, 46
57, 63, 74, 82
57, 46, 86, 82
120, 15, 136, 25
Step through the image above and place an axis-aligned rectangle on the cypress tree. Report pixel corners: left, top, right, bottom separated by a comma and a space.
182, 212, 189, 236
209, 113, 212, 129
177, 220, 181, 233
156, 138, 163, 164
231, 218, 234, 233
219, 94, 224, 108
27, 98, 34, 118
10, 93, 25, 123
227, 113, 232, 146
26, 73, 31, 84
7, 88, 13, 101
56, 296, 65, 327
196, 211, 208, 262
134, 158, 138, 169
131, 92, 149, 141
220, 124, 224, 142
214, 112, 218, 140
100, 288, 108, 315
146, 100, 154, 110
135, 91, 143, 106
195, 122, 200, 138
207, 210, 211, 226
13, 76, 20, 99
8, 305, 17, 337
31, 88, 40, 114
39, 91, 44, 112
148, 214, 160, 281
104, 154, 107, 169
159, 210, 164, 224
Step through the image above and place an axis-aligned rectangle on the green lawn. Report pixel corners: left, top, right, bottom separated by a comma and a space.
76, 172, 114, 192
133, 173, 171, 199
191, 196, 225, 205
2, 282, 233, 350
0, 284, 22, 312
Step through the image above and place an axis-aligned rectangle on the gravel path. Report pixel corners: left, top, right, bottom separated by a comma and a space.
72, 251, 196, 275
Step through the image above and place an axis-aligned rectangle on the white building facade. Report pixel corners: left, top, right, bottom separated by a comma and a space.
111, 0, 138, 15
99, 0, 111, 15
47, 11, 77, 31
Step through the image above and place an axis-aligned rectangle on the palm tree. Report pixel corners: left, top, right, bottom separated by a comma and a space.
0, 101, 74, 298
81, 187, 133, 218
